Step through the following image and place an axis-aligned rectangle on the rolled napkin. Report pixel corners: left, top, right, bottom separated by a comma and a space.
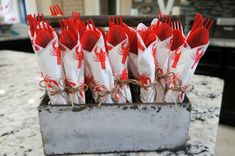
166, 26, 209, 102
165, 44, 186, 103
107, 18, 132, 103
153, 22, 173, 102
28, 15, 68, 104
82, 23, 115, 103
164, 22, 186, 103
59, 18, 86, 104
137, 23, 158, 103
179, 42, 209, 101
127, 28, 139, 79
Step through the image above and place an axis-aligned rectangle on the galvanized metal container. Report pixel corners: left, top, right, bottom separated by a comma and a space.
38, 90, 191, 155
39, 15, 191, 156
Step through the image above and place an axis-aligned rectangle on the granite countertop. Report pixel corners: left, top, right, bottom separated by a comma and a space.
0, 50, 224, 156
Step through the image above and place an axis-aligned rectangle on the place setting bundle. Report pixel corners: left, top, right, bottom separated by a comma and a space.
27, 12, 213, 106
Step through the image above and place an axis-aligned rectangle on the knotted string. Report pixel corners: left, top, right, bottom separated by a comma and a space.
66, 85, 88, 108
39, 79, 65, 96
155, 70, 194, 110
96, 84, 120, 106
39, 79, 66, 105
39, 72, 194, 110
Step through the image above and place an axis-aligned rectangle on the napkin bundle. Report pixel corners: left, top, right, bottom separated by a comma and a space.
106, 17, 132, 103
27, 14, 68, 105
82, 22, 115, 103
59, 16, 86, 105
28, 12, 212, 104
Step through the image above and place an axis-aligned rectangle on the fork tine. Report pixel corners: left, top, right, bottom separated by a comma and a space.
41, 13, 46, 29
205, 18, 211, 29
116, 16, 119, 24
51, 6, 56, 15
166, 15, 169, 24
50, 6, 55, 15
86, 20, 91, 30
166, 15, 170, 25
207, 19, 214, 31
49, 6, 54, 15
177, 20, 180, 30
203, 17, 209, 28
112, 16, 115, 24
170, 21, 173, 29
56, 4, 64, 15
54, 5, 59, 15
120, 16, 123, 24
168, 16, 172, 25
78, 12, 81, 19
60, 20, 64, 30
204, 18, 209, 28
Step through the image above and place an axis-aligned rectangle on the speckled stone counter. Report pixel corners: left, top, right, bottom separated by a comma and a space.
0, 50, 223, 156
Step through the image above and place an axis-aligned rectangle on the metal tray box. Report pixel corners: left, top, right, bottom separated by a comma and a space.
38, 94, 191, 155
39, 15, 191, 156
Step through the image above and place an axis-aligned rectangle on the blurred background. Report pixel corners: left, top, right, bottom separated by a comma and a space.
0, 0, 235, 155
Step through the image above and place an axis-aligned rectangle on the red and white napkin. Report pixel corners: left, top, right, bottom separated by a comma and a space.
180, 43, 208, 101
28, 17, 68, 104
82, 24, 115, 103
107, 21, 132, 103
137, 23, 158, 103
127, 28, 139, 79
59, 19, 86, 104
165, 14, 211, 102
154, 23, 173, 102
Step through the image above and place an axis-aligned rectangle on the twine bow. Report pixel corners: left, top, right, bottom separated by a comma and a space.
39, 79, 65, 96
39, 71, 194, 110
65, 84, 88, 108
